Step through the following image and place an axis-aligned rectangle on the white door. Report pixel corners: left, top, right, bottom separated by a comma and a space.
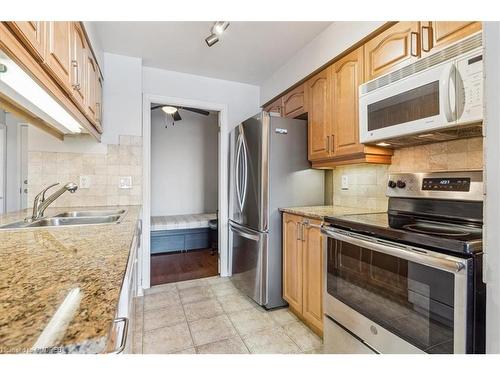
0, 124, 6, 214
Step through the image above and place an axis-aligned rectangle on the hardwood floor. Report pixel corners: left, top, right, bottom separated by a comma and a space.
151, 249, 219, 286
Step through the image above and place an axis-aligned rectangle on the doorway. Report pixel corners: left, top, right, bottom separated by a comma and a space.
148, 101, 220, 285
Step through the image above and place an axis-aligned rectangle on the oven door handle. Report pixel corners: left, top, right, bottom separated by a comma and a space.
322, 228, 466, 274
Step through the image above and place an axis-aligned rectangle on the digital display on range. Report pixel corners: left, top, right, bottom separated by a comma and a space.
422, 177, 471, 191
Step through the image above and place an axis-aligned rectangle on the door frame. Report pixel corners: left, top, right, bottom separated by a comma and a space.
0, 124, 6, 214
141, 93, 230, 291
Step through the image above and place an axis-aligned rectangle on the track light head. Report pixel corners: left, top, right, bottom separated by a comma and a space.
205, 33, 219, 47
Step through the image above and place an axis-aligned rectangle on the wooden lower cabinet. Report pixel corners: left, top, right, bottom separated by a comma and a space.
282, 213, 324, 336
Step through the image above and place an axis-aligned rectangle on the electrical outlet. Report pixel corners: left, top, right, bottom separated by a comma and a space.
119, 176, 132, 189
79, 175, 91, 189
341, 175, 349, 190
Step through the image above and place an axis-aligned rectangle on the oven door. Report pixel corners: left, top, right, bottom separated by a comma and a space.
359, 60, 458, 144
322, 227, 470, 354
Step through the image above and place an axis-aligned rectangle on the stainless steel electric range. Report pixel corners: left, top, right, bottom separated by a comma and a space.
322, 171, 486, 354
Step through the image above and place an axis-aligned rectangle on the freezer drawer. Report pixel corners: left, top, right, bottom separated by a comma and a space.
229, 220, 267, 305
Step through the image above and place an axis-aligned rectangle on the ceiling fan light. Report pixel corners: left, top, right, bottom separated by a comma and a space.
212, 21, 230, 35
161, 106, 178, 115
205, 33, 219, 47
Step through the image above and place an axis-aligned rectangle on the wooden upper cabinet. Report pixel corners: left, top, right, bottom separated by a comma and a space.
7, 22, 46, 61
45, 21, 72, 90
70, 23, 86, 108
85, 51, 98, 122
95, 73, 103, 132
263, 97, 282, 116
331, 46, 365, 157
282, 84, 306, 118
282, 213, 303, 314
420, 21, 481, 56
306, 68, 332, 161
301, 218, 323, 335
364, 21, 420, 81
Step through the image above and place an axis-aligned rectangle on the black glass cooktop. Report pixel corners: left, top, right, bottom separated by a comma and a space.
324, 212, 483, 255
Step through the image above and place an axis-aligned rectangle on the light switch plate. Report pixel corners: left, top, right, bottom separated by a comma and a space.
79, 175, 91, 189
119, 176, 132, 189
341, 175, 349, 190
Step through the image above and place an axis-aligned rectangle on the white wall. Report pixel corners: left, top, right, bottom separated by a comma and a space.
101, 52, 143, 144
151, 110, 218, 216
484, 21, 500, 354
82, 22, 104, 70
142, 67, 260, 130
260, 21, 384, 104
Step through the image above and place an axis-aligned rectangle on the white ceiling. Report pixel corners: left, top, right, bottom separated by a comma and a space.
92, 21, 332, 85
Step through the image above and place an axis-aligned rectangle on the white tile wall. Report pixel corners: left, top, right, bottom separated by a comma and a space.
27, 135, 142, 208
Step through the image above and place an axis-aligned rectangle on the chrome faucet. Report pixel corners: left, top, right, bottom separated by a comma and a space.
30, 182, 78, 221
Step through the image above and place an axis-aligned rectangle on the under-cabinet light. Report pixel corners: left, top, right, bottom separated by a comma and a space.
0, 51, 82, 134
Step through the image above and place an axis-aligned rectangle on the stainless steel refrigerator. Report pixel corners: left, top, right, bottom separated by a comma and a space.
229, 111, 324, 309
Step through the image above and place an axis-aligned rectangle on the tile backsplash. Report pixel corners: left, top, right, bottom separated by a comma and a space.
332, 164, 389, 211
27, 135, 142, 208
330, 137, 483, 210
389, 137, 483, 172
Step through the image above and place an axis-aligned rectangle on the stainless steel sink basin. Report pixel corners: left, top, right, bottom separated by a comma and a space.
54, 209, 126, 218
0, 209, 127, 230
27, 215, 122, 227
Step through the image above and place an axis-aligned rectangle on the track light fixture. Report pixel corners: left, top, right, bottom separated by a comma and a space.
205, 21, 230, 47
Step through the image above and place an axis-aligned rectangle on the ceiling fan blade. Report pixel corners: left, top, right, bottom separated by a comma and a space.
181, 107, 210, 116
173, 111, 182, 121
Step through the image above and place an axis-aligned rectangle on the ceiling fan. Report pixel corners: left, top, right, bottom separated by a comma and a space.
151, 105, 210, 127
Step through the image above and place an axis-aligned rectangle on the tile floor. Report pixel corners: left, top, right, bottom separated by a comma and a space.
133, 276, 324, 354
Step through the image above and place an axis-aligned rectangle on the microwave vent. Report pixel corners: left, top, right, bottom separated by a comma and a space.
371, 123, 483, 148
361, 32, 482, 94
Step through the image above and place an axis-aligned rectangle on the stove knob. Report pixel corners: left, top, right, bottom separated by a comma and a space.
387, 180, 397, 188
396, 180, 406, 189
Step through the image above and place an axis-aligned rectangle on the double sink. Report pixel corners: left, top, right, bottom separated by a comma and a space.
0, 209, 127, 230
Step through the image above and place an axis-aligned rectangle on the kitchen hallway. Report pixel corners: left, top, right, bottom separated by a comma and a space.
135, 276, 323, 354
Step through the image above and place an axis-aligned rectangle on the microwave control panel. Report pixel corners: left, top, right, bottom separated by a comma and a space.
456, 46, 483, 124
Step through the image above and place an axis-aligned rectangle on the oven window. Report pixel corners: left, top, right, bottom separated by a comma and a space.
327, 238, 455, 353
367, 81, 440, 131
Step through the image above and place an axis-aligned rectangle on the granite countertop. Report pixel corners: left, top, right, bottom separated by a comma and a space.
0, 205, 141, 354
279, 205, 382, 220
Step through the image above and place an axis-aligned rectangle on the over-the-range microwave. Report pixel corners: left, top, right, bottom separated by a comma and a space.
359, 32, 483, 147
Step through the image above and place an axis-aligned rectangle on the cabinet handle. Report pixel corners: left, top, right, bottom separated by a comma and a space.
330, 134, 334, 154
421, 25, 433, 52
301, 220, 308, 242
296, 222, 301, 241
105, 317, 129, 354
71, 60, 81, 91
410, 32, 419, 57
326, 135, 330, 153
96, 102, 101, 123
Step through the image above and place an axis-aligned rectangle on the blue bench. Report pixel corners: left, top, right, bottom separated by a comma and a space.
151, 227, 211, 254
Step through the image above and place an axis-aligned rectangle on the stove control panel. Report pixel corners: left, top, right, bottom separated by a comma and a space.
422, 177, 471, 191
386, 172, 483, 201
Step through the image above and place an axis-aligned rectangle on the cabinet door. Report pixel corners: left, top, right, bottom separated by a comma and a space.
45, 21, 72, 90
85, 51, 98, 122
420, 21, 481, 56
95, 73, 103, 132
264, 97, 282, 116
8, 21, 46, 61
331, 46, 365, 157
70, 23, 86, 108
282, 213, 303, 314
302, 218, 323, 335
282, 84, 305, 118
307, 68, 332, 161
364, 21, 420, 81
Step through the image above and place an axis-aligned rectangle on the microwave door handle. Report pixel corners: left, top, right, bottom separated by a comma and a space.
441, 63, 457, 123
322, 227, 466, 274
455, 68, 466, 120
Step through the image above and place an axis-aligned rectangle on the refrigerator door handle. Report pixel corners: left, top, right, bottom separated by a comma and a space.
235, 133, 243, 211
241, 134, 248, 211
